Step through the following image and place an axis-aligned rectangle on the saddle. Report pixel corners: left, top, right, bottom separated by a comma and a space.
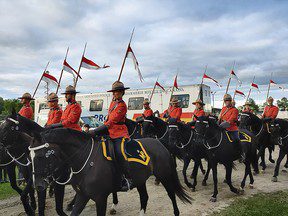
101, 137, 150, 166
225, 131, 252, 143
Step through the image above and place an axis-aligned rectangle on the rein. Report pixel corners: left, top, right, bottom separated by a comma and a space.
0, 150, 29, 167
157, 126, 169, 140
29, 138, 96, 185
202, 132, 223, 150
168, 125, 193, 149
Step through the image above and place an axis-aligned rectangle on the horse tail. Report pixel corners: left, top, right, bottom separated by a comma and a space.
170, 156, 192, 204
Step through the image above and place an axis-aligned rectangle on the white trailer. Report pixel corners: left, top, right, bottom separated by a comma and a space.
34, 84, 211, 127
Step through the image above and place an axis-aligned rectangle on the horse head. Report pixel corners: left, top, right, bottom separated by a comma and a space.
268, 119, 287, 146
141, 115, 158, 138
29, 130, 64, 191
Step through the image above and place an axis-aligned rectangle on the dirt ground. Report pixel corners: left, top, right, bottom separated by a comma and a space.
1, 150, 288, 216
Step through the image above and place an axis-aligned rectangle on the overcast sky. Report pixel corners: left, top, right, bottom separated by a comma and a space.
0, 0, 287, 107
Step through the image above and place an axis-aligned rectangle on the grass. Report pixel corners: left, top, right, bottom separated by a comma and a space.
0, 182, 19, 200
212, 191, 288, 216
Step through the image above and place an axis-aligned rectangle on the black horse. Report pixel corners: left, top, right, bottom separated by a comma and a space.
0, 136, 36, 215
194, 115, 258, 202
0, 113, 74, 216
168, 121, 208, 191
125, 118, 143, 139
239, 112, 275, 171
29, 125, 191, 216
270, 118, 288, 182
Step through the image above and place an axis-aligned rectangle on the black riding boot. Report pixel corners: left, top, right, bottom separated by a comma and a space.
113, 138, 134, 192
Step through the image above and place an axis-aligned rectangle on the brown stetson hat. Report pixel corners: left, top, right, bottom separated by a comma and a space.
143, 98, 150, 105
192, 99, 205, 106
171, 97, 180, 104
18, 93, 35, 100
223, 94, 232, 101
47, 93, 59, 102
61, 85, 79, 95
107, 81, 130, 92
244, 101, 251, 106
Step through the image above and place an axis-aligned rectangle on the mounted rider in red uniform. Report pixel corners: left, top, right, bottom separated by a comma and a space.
189, 99, 205, 127
45, 93, 62, 126
18, 93, 34, 120
242, 101, 254, 113
46, 85, 82, 131
163, 97, 182, 122
219, 94, 244, 161
143, 99, 153, 118
91, 81, 133, 191
262, 96, 279, 120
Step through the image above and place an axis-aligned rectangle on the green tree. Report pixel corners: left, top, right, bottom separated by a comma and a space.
0, 97, 4, 114
277, 97, 288, 111
2, 99, 22, 115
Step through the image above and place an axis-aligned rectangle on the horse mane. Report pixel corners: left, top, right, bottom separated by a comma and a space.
16, 114, 44, 133
41, 128, 91, 147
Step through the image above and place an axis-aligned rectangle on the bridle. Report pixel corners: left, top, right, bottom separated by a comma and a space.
29, 138, 96, 185
239, 113, 264, 137
195, 120, 223, 150
168, 125, 193, 149
143, 119, 169, 140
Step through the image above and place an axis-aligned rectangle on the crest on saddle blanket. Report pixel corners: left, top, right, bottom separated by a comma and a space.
225, 131, 252, 143
101, 138, 150, 166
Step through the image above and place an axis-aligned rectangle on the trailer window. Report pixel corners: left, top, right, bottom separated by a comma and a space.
90, 99, 103, 111
172, 94, 190, 108
128, 97, 144, 110
39, 103, 49, 112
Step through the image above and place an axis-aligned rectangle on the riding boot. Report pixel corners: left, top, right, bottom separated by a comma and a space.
235, 139, 245, 163
113, 138, 134, 192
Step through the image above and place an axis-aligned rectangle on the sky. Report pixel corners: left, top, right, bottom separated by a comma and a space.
0, 0, 287, 108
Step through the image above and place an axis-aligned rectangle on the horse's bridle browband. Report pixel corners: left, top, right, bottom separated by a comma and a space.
29, 138, 95, 185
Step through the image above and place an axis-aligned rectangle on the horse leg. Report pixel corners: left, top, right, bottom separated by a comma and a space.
202, 162, 210, 186
95, 196, 108, 216
22, 167, 36, 211
37, 189, 46, 216
71, 193, 89, 216
210, 161, 218, 202
284, 154, 288, 168
7, 165, 34, 215
109, 192, 119, 215
54, 184, 67, 216
161, 180, 180, 216
224, 163, 240, 195
199, 159, 206, 175
248, 163, 254, 188
191, 159, 200, 191
272, 148, 286, 182
182, 157, 192, 188
137, 184, 149, 215
268, 146, 275, 163
258, 146, 266, 171
240, 161, 250, 190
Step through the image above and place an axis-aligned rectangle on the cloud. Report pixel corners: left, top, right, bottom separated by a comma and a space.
0, 0, 287, 106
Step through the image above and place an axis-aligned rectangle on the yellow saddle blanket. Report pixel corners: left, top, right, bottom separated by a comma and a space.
225, 131, 252, 143
101, 138, 150, 166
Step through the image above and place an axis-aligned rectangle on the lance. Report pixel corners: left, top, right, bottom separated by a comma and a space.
118, 28, 135, 81
197, 65, 207, 101
149, 76, 159, 103
56, 47, 69, 94
32, 61, 50, 98
232, 82, 239, 100
169, 71, 179, 105
222, 61, 235, 107
74, 42, 87, 88
246, 76, 255, 102
266, 72, 273, 101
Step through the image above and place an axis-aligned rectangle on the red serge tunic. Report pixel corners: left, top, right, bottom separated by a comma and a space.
61, 100, 82, 131
163, 106, 182, 122
104, 98, 129, 139
242, 108, 253, 113
46, 106, 62, 125
18, 103, 33, 119
262, 105, 279, 119
143, 108, 153, 117
219, 106, 239, 131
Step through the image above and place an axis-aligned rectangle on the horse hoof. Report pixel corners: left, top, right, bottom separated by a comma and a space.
66, 205, 73, 212
269, 159, 275, 164
202, 181, 207, 186
249, 184, 254, 189
210, 197, 217, 202
238, 187, 244, 195
110, 209, 117, 215
271, 176, 278, 182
